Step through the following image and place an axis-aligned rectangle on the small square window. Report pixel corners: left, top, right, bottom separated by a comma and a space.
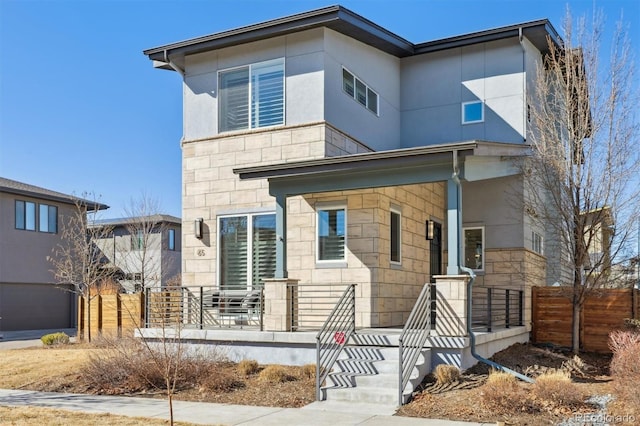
462, 101, 484, 124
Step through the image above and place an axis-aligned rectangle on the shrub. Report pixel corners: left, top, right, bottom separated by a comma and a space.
609, 330, 640, 413
623, 318, 640, 332
259, 365, 294, 383
237, 359, 260, 376
198, 367, 244, 392
433, 364, 461, 384
531, 370, 584, 408
301, 364, 316, 380
41, 332, 70, 346
480, 371, 529, 412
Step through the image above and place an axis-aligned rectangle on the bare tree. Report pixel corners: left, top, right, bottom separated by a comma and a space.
120, 194, 179, 293
49, 194, 114, 342
525, 8, 640, 352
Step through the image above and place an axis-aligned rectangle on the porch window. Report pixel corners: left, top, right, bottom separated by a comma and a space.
463, 227, 484, 270
317, 205, 346, 262
219, 213, 276, 291
390, 207, 401, 264
218, 58, 284, 132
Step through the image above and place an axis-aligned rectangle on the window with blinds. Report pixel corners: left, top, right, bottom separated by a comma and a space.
219, 213, 276, 291
342, 67, 379, 115
219, 59, 284, 132
317, 206, 346, 262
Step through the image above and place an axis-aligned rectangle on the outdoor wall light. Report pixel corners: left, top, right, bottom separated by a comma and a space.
426, 220, 435, 240
194, 218, 204, 239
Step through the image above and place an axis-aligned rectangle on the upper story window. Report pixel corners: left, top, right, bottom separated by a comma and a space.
463, 227, 484, 271
168, 228, 176, 251
462, 101, 484, 124
15, 200, 36, 231
218, 58, 284, 132
317, 204, 346, 263
39, 204, 58, 233
132, 230, 145, 250
342, 68, 378, 115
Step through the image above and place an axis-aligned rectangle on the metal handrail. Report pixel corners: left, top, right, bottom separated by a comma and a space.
398, 283, 432, 405
315, 283, 356, 401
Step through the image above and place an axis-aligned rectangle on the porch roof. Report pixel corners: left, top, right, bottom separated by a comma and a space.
233, 140, 530, 194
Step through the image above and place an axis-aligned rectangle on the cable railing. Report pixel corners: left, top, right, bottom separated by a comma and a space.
398, 283, 432, 405
471, 287, 523, 332
315, 283, 356, 401
145, 286, 264, 330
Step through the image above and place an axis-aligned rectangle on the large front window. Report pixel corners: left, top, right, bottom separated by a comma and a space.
219, 213, 276, 291
218, 58, 284, 132
317, 206, 346, 262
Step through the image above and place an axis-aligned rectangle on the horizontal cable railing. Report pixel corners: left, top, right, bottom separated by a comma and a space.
145, 286, 264, 330
471, 287, 523, 332
288, 283, 354, 331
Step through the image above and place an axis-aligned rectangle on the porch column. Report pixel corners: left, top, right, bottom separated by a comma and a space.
274, 191, 288, 279
447, 177, 462, 274
263, 278, 299, 331
433, 275, 470, 336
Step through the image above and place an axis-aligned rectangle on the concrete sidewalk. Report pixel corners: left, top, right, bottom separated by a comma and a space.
0, 389, 489, 426
0, 328, 76, 350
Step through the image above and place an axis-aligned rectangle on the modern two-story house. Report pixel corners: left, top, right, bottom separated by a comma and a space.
93, 215, 182, 293
0, 177, 108, 332
143, 5, 566, 405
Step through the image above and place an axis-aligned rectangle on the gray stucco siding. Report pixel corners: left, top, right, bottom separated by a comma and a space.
400, 38, 527, 147
323, 29, 401, 151
182, 30, 326, 141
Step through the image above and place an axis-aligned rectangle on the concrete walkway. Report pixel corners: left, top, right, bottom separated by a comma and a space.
0, 389, 489, 425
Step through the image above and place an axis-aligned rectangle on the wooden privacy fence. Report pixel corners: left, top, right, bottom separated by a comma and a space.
77, 293, 144, 339
532, 287, 640, 352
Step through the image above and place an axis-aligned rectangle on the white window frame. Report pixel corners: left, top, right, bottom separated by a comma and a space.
532, 230, 544, 255
342, 67, 379, 116
463, 226, 485, 271
216, 211, 276, 291
316, 203, 347, 265
462, 101, 484, 124
218, 58, 285, 132
390, 206, 402, 265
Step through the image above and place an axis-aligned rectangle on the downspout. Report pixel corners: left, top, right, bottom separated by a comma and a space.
451, 156, 534, 383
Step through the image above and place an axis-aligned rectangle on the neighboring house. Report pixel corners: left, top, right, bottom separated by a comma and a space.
93, 215, 182, 293
0, 177, 108, 332
142, 5, 578, 403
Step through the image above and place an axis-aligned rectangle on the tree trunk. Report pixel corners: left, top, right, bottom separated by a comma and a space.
571, 300, 581, 354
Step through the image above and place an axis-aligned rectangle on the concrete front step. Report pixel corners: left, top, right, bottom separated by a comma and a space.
323, 340, 431, 405
302, 400, 398, 416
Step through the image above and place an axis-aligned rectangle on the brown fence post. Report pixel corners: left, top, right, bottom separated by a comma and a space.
77, 296, 85, 341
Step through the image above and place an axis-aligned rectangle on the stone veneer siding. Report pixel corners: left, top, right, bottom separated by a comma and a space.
287, 183, 446, 328
181, 122, 371, 289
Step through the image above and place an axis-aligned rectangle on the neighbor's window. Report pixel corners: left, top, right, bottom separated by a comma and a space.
462, 101, 484, 124
463, 227, 484, 270
342, 68, 378, 115
219, 213, 276, 291
218, 58, 284, 132
15, 200, 36, 231
168, 229, 176, 251
390, 208, 401, 264
532, 231, 543, 255
38, 204, 57, 233
132, 230, 144, 250
317, 205, 346, 262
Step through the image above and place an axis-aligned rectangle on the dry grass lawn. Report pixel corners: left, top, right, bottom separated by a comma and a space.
0, 406, 199, 425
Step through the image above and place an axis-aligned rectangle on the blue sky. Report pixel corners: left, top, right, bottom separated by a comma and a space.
1, 0, 638, 219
